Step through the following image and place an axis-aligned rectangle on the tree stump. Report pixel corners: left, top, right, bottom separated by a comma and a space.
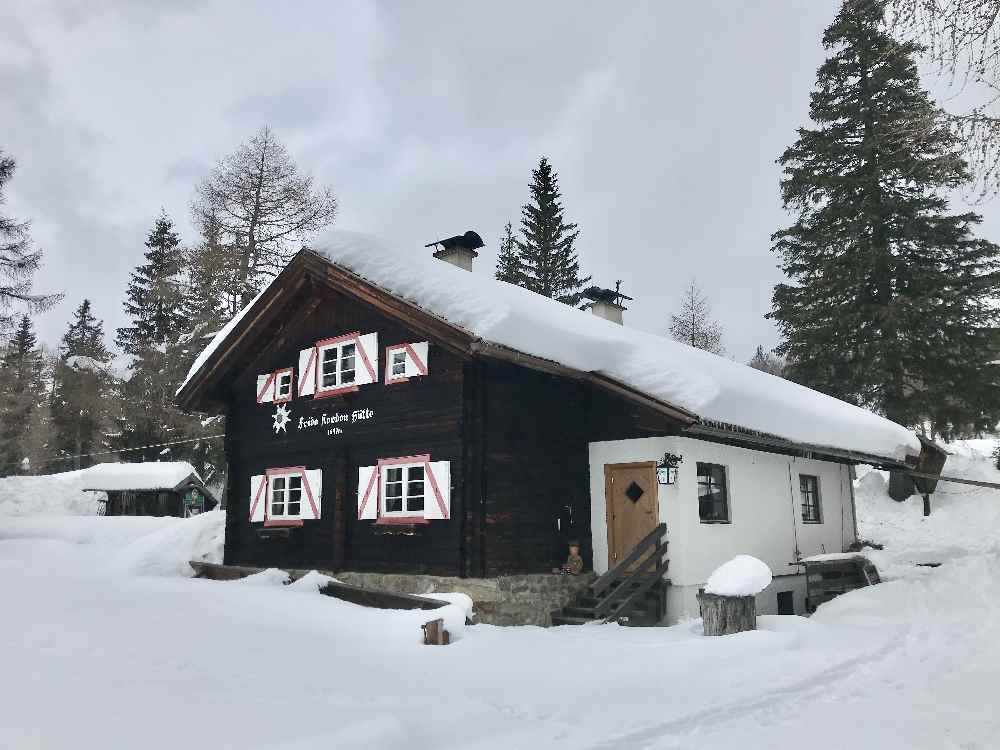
698, 592, 756, 636
422, 618, 450, 645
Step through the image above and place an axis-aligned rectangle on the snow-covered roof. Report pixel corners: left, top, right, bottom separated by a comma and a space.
78, 462, 202, 492
180, 230, 921, 464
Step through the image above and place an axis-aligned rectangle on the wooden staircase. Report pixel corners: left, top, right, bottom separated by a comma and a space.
551, 523, 669, 626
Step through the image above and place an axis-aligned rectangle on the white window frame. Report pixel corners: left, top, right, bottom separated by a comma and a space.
269, 472, 304, 521
274, 368, 293, 402
380, 462, 426, 517
317, 340, 358, 393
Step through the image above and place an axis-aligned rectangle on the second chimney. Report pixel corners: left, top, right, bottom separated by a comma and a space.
426, 230, 484, 271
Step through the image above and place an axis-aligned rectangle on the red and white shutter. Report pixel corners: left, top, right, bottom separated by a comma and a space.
249, 474, 266, 523
256, 373, 275, 403
301, 468, 322, 520
298, 346, 317, 397
423, 460, 451, 520
357, 465, 378, 520
354, 333, 379, 385
405, 342, 429, 378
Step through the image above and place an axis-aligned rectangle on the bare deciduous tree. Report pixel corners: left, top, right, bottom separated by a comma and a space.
193, 126, 337, 305
890, 0, 1000, 197
668, 280, 725, 355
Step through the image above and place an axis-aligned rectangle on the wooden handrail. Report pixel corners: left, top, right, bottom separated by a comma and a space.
594, 550, 664, 617
592, 523, 667, 597
603, 557, 671, 622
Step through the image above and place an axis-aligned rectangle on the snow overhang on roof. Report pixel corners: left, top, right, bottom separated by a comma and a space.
78, 462, 202, 492
177, 230, 922, 466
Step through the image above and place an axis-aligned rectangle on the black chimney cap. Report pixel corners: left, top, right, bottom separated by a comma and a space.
425, 230, 484, 256
583, 281, 633, 307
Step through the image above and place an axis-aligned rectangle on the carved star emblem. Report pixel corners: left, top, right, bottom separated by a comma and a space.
272, 403, 291, 434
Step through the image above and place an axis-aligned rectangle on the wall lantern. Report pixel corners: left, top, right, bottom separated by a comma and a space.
656, 452, 683, 485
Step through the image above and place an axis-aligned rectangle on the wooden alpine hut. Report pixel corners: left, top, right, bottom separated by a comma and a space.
176, 229, 922, 625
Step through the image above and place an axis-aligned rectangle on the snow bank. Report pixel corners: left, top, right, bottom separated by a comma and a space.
856, 439, 1000, 578
110, 509, 224, 577
704, 555, 772, 596
0, 462, 203, 518
180, 231, 920, 462
0, 468, 106, 516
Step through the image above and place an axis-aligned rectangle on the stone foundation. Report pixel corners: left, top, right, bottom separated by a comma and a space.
334, 571, 595, 626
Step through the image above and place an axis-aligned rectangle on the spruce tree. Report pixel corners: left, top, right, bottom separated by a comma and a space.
515, 158, 590, 304
51, 300, 112, 470
0, 150, 60, 338
771, 0, 1000, 432
0, 315, 45, 475
669, 280, 725, 355
494, 222, 521, 283
116, 212, 185, 357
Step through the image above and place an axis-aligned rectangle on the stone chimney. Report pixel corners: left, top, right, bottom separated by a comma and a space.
426, 230, 484, 271
583, 282, 632, 326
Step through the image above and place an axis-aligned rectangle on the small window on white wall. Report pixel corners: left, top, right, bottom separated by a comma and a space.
697, 462, 730, 523
800, 474, 822, 523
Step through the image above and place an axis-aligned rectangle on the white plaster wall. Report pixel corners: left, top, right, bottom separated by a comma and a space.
588, 436, 857, 619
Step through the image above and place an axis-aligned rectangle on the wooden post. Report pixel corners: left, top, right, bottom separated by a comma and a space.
422, 618, 451, 645
697, 592, 756, 636
922, 493, 931, 517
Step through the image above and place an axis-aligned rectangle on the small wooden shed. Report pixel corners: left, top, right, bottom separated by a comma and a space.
799, 553, 880, 613
82, 462, 218, 518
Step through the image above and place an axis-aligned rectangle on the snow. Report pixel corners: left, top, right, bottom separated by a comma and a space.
179, 231, 919, 462
856, 438, 1000, 579
704, 554, 773, 596
1, 441, 999, 748
0, 468, 106, 516
799, 552, 870, 564
0, 462, 202, 517
0, 510, 997, 748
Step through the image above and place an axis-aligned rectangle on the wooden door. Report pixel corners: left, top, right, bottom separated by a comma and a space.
604, 462, 659, 568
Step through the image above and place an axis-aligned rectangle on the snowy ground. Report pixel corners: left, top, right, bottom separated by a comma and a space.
1, 444, 999, 749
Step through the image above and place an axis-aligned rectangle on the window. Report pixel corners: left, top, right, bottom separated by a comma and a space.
275, 369, 293, 401
269, 473, 302, 519
319, 341, 356, 391
390, 350, 407, 378
800, 474, 822, 523
697, 462, 729, 523
382, 463, 425, 516
384, 342, 428, 384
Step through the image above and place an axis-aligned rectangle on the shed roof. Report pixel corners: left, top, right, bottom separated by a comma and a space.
178, 230, 921, 466
79, 462, 203, 492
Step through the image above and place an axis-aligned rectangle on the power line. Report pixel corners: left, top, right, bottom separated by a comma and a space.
1, 433, 226, 473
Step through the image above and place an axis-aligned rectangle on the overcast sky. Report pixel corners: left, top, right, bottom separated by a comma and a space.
5, 0, 1000, 361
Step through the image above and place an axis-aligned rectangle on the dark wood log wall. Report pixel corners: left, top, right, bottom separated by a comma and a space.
218, 280, 690, 578
479, 361, 592, 576
223, 286, 467, 576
